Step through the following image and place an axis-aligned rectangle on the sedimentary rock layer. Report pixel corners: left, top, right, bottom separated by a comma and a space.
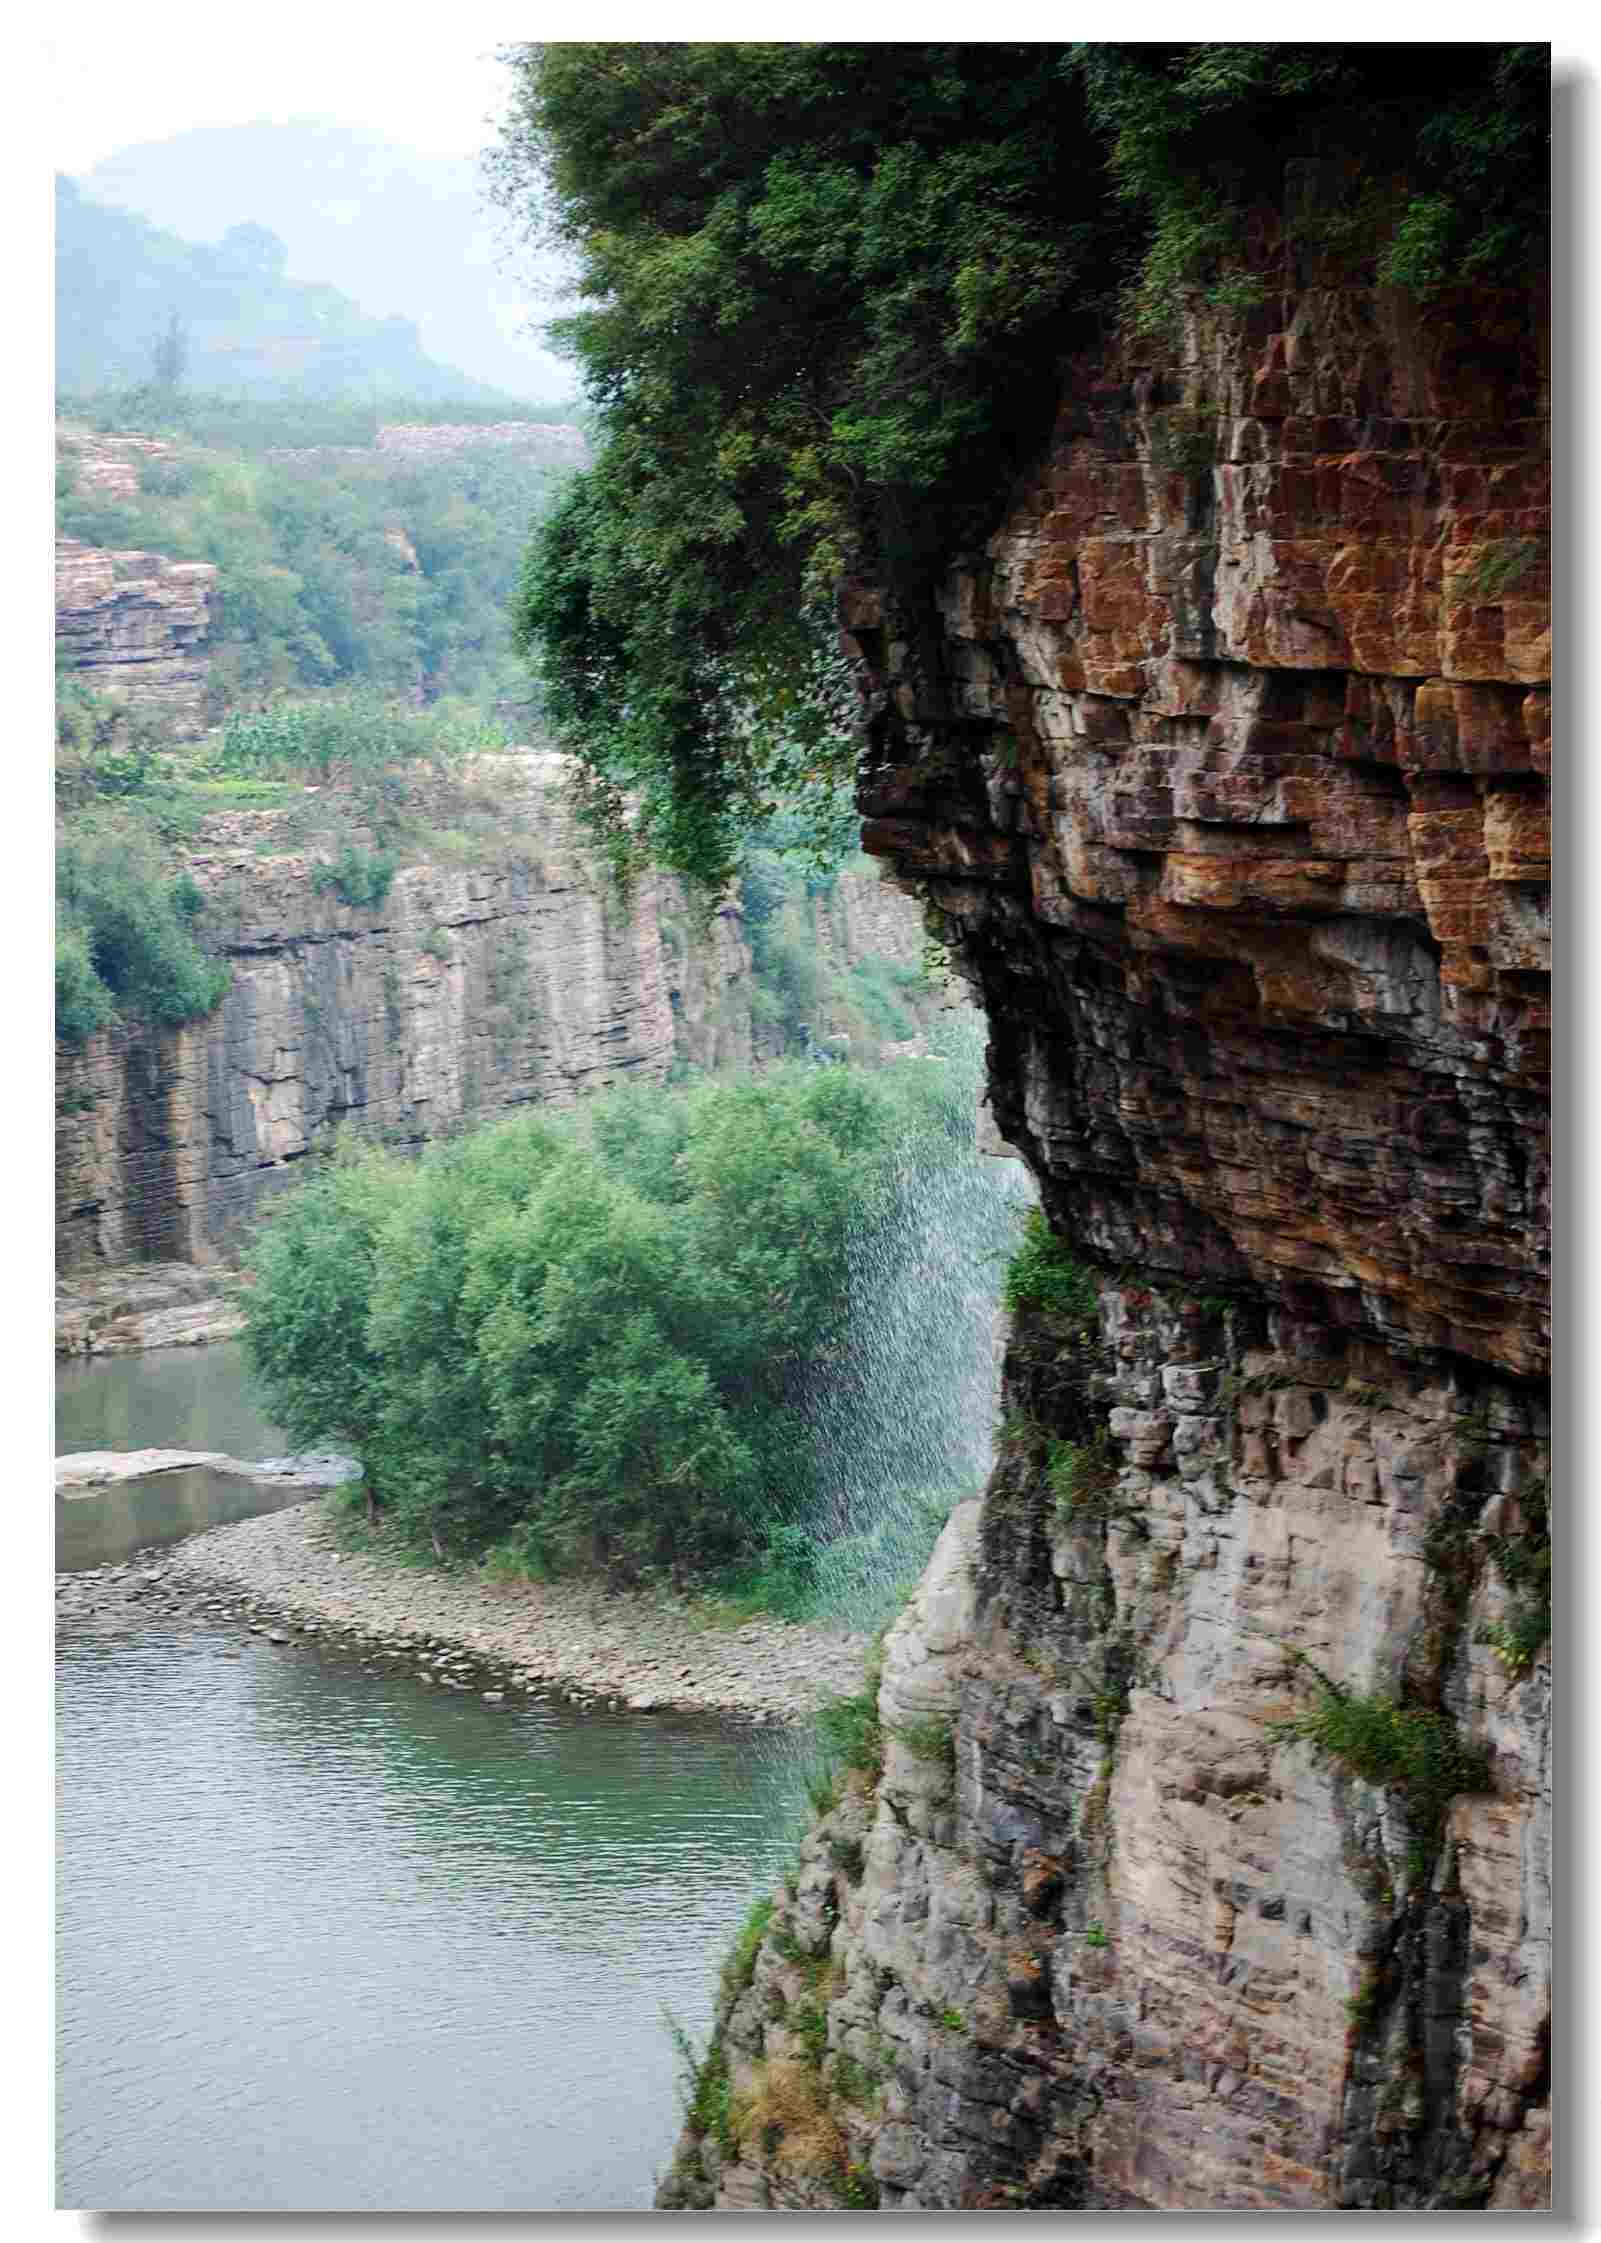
663, 270, 1549, 2209
56, 754, 925, 1269
55, 536, 217, 735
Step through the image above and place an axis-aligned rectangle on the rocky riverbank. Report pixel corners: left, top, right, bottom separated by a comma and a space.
55, 1498, 871, 1725
55, 1262, 246, 1356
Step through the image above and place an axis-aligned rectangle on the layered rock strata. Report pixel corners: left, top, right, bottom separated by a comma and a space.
56, 754, 928, 1270
663, 270, 1549, 2209
55, 536, 217, 734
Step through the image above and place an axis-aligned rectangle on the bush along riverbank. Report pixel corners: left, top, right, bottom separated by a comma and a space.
55, 1498, 871, 1723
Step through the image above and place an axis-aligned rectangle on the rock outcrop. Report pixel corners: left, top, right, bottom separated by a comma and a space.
55, 536, 217, 735
56, 753, 930, 1271
662, 268, 1549, 2209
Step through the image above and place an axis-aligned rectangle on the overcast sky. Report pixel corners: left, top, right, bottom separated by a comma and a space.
48, 6, 526, 176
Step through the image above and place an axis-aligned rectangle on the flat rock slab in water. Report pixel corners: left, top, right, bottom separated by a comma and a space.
57, 1449, 361, 1495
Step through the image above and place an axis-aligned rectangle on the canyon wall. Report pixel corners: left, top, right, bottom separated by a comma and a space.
55, 534, 216, 735
662, 268, 1550, 2210
56, 752, 927, 1271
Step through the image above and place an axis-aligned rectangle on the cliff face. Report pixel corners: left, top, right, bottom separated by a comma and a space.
56, 753, 927, 1270
55, 535, 217, 736
663, 273, 1549, 2210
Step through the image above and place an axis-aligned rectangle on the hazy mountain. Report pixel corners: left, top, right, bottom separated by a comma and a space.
55, 175, 513, 402
81, 120, 572, 402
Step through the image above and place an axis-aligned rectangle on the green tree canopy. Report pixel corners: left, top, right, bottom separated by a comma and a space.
242, 1061, 975, 1585
492, 42, 1547, 888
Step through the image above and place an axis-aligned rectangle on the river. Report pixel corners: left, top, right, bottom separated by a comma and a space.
55, 1345, 802, 2211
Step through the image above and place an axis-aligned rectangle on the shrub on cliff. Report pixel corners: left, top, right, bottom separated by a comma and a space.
55, 806, 230, 1044
492, 42, 1547, 887
242, 1062, 969, 1583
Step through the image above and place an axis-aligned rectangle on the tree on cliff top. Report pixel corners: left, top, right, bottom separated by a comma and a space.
490, 41, 1547, 889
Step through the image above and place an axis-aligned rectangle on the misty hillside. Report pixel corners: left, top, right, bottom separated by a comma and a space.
55, 175, 515, 402
82, 119, 569, 401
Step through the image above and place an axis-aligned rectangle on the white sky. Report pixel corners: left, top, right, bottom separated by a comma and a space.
46, 7, 525, 176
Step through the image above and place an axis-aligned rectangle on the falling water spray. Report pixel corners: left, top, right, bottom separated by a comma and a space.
803, 1010, 1034, 1628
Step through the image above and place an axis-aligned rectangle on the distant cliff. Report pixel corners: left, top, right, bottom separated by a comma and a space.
55, 533, 216, 737
56, 751, 932, 1270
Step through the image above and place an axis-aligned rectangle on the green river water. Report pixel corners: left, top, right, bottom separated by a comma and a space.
55, 1346, 805, 2211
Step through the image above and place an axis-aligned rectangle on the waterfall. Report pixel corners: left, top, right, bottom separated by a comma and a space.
803, 1013, 1034, 1629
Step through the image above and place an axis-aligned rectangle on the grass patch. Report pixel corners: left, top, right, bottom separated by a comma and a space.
1047, 1431, 1122, 1523
1003, 1205, 1100, 1324
665, 2013, 736, 2156
890, 1712, 957, 1775
718, 1895, 776, 2010
1272, 1655, 1490, 1850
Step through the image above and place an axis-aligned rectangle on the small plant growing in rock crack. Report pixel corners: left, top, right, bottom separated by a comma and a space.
828, 2048, 886, 2107
717, 1895, 775, 2008
1148, 409, 1218, 476
419, 924, 452, 962
836, 2161, 880, 2210
935, 2005, 966, 2034
1083, 1919, 1109, 1948
1003, 1206, 1100, 1325
1048, 1431, 1125, 1524
890, 1712, 957, 1774
1477, 1473, 1550, 1677
827, 1836, 865, 1883
789, 1998, 830, 2068
664, 2010, 737, 2155
1344, 1973, 1384, 2030
1270, 1651, 1490, 1856
310, 843, 397, 909
1461, 537, 1541, 602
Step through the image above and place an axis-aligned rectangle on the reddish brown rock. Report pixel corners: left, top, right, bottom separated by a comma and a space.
667, 260, 1548, 2213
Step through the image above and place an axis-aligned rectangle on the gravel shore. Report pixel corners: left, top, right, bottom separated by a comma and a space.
55, 1498, 871, 1725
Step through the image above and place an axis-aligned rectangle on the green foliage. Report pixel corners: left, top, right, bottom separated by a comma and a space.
718, 1896, 776, 2010
492, 43, 1544, 885
243, 1061, 965, 1580
309, 843, 397, 909
57, 419, 572, 713
1461, 538, 1542, 602
1077, 44, 1548, 324
836, 2162, 880, 2210
58, 389, 578, 454
665, 2013, 736, 2156
55, 681, 168, 806
492, 42, 1126, 887
1083, 1920, 1109, 1949
1272, 1661, 1491, 1847
1478, 1478, 1551, 1677
827, 1837, 865, 1884
891, 1713, 957, 1774
55, 807, 231, 1043
789, 1999, 830, 2069
1003, 1205, 1101, 1324
1047, 1432, 1121, 1523
1147, 410, 1218, 475
220, 692, 501, 784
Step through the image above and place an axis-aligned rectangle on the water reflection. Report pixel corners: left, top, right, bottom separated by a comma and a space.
55, 1466, 316, 1573
56, 1340, 283, 1460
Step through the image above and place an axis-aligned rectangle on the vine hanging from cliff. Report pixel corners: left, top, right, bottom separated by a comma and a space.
490, 41, 1547, 888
